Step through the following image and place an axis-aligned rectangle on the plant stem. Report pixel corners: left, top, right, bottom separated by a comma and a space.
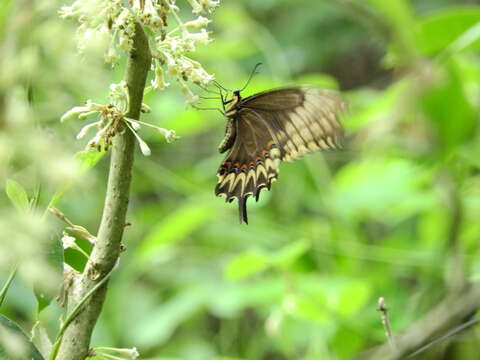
55, 22, 151, 360
0, 266, 17, 308
49, 266, 115, 360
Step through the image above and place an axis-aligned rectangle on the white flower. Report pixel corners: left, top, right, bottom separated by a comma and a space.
61, 105, 91, 122
190, 66, 214, 86
94, 346, 139, 360
105, 46, 119, 64
61, 235, 76, 249
184, 16, 210, 28
190, 29, 211, 44
141, 103, 151, 113
76, 121, 100, 139
124, 120, 151, 156
151, 62, 170, 90
130, 121, 141, 131
181, 83, 199, 104
163, 129, 180, 143
188, 0, 203, 14
58, 5, 78, 19
200, 0, 220, 11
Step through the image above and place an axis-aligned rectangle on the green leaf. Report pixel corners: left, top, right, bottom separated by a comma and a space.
336, 281, 371, 317
366, 0, 418, 64
329, 158, 432, 222
345, 81, 408, 132
0, 315, 45, 360
34, 235, 64, 313
447, 22, 480, 55
420, 59, 476, 153
416, 6, 480, 56
137, 202, 213, 262
289, 294, 330, 324
5, 179, 30, 213
131, 289, 207, 347
271, 239, 310, 269
75, 149, 105, 172
0, 0, 13, 39
295, 73, 340, 89
225, 251, 270, 281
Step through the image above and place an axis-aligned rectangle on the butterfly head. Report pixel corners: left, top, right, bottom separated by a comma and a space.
224, 89, 242, 117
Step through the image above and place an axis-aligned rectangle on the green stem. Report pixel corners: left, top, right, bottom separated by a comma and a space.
48, 266, 115, 360
54, 22, 151, 360
0, 266, 17, 308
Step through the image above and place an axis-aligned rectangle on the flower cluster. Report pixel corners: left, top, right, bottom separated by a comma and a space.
60, 0, 219, 155
60, 0, 219, 100
61, 81, 179, 156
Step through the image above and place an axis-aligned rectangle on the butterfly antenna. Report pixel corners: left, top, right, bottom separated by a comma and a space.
193, 82, 221, 96
213, 80, 231, 93
240, 62, 262, 92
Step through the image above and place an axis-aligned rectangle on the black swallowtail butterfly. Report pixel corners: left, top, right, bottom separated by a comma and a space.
214, 84, 346, 224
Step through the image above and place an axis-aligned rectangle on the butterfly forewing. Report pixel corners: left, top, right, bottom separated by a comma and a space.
215, 86, 346, 224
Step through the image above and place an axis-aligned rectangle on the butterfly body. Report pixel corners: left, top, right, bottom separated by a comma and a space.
215, 86, 346, 224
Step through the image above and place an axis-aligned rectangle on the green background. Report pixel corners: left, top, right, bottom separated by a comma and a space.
1, 0, 480, 359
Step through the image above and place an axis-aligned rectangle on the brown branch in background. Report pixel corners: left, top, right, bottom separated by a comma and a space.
355, 285, 480, 360
55, 22, 151, 360
377, 297, 396, 350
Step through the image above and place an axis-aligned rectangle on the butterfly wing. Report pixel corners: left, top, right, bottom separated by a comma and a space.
215, 108, 281, 224
241, 87, 346, 161
215, 87, 346, 224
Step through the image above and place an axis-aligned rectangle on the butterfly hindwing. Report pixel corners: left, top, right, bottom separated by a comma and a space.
215, 86, 346, 224
215, 108, 281, 224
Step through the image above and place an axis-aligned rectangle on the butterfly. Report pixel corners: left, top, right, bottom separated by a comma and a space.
213, 84, 346, 224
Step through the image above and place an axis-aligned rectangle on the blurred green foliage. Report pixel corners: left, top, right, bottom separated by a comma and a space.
1, 0, 480, 359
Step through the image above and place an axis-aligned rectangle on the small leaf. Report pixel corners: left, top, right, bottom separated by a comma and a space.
75, 149, 105, 172
416, 6, 480, 56
0, 315, 45, 360
271, 239, 310, 269
225, 251, 270, 281
5, 179, 29, 213
31, 322, 52, 360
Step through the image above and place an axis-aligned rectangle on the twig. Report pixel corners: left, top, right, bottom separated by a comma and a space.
377, 297, 396, 350
355, 284, 480, 360
405, 316, 480, 359
55, 22, 151, 360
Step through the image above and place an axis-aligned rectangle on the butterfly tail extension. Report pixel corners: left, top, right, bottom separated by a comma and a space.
215, 143, 281, 224
238, 196, 248, 224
